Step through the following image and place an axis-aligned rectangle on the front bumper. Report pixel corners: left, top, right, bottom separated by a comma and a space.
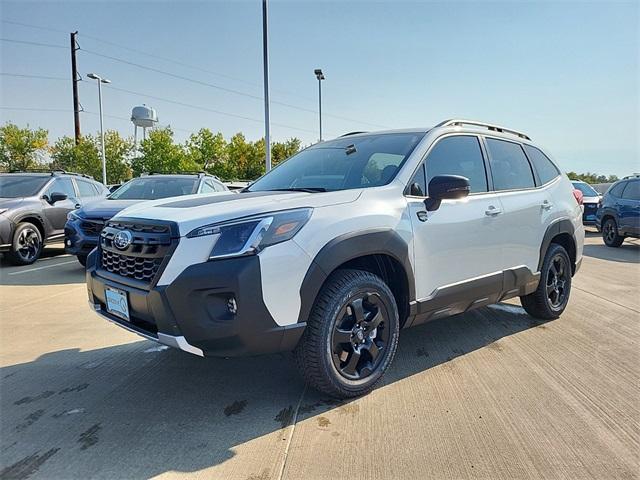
86, 249, 306, 357
64, 219, 100, 256
0, 217, 14, 252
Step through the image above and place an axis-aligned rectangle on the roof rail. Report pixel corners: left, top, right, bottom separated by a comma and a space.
4, 169, 92, 179
623, 174, 640, 179
143, 171, 211, 177
436, 119, 531, 141
340, 131, 368, 137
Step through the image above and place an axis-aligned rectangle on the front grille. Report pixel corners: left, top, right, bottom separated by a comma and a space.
584, 203, 597, 212
97, 218, 177, 287
80, 219, 105, 236
101, 249, 163, 283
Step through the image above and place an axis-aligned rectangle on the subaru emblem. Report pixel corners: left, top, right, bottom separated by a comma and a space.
113, 230, 133, 250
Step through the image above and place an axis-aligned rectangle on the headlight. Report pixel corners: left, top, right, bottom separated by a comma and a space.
187, 208, 312, 260
67, 210, 82, 221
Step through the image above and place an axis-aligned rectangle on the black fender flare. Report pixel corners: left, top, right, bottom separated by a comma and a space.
297, 228, 415, 323
12, 212, 48, 238
538, 218, 576, 272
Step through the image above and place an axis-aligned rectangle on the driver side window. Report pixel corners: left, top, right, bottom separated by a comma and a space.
46, 178, 76, 198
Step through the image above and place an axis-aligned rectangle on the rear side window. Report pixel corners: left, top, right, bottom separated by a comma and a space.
486, 138, 535, 191
622, 181, 640, 200
425, 135, 488, 193
76, 180, 98, 197
608, 182, 626, 197
523, 145, 560, 185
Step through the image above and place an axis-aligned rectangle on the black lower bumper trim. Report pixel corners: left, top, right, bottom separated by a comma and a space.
86, 253, 305, 357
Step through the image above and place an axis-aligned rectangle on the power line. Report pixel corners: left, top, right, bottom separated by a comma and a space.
1, 19, 68, 34
90, 84, 326, 135
0, 38, 66, 49
0, 106, 70, 112
0, 72, 68, 81
2, 19, 317, 103
80, 49, 390, 129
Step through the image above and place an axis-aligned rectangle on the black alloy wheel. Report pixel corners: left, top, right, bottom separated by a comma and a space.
546, 253, 569, 310
603, 218, 624, 247
331, 293, 390, 380
7, 222, 43, 265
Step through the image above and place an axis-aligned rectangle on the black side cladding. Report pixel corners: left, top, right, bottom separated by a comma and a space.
297, 228, 415, 324
538, 219, 576, 272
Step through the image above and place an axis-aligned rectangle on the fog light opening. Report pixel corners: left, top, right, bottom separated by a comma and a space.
227, 297, 237, 315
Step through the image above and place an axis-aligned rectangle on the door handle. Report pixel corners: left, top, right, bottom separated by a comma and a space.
485, 205, 502, 216
416, 211, 428, 222
541, 200, 553, 210
74, 203, 81, 209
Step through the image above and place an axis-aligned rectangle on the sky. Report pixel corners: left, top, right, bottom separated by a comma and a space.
0, 0, 638, 177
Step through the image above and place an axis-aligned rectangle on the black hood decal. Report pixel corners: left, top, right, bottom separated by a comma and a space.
157, 191, 288, 208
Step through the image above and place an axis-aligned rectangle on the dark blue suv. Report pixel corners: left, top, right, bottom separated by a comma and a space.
595, 176, 640, 247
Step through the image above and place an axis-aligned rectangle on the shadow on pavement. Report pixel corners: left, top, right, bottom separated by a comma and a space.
0, 302, 549, 479
583, 241, 640, 264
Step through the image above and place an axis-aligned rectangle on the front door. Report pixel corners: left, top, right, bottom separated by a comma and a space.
619, 180, 640, 235
407, 135, 506, 303
42, 178, 79, 237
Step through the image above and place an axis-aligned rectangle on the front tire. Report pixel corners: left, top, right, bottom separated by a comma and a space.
6, 222, 43, 266
520, 243, 572, 320
602, 218, 624, 247
77, 254, 88, 267
294, 269, 400, 399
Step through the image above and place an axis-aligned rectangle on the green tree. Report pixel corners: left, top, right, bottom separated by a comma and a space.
0, 123, 48, 171
50, 131, 133, 184
272, 138, 302, 167
185, 128, 228, 178
567, 171, 619, 184
131, 127, 195, 177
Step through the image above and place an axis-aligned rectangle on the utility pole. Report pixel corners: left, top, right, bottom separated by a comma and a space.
70, 31, 81, 144
262, 0, 271, 172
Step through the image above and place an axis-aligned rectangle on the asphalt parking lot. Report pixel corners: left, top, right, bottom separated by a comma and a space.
1, 232, 638, 480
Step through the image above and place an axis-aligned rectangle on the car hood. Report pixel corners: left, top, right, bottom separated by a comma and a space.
115, 189, 363, 236
0, 198, 25, 211
78, 198, 143, 220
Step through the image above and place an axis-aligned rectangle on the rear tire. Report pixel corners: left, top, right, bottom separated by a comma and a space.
6, 222, 43, 266
294, 269, 400, 399
602, 218, 624, 247
520, 243, 572, 320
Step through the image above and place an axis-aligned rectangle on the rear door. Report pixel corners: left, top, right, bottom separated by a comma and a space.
619, 180, 640, 235
483, 137, 551, 274
74, 179, 102, 206
407, 134, 506, 300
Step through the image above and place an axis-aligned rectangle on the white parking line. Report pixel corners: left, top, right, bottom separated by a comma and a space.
7, 260, 78, 275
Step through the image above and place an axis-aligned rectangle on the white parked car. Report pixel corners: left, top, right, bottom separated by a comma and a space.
86, 119, 584, 398
572, 180, 601, 226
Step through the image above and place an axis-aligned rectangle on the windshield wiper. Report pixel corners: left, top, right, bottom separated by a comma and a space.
265, 187, 327, 193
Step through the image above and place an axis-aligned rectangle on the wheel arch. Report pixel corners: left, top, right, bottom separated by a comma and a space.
14, 214, 47, 243
539, 219, 577, 275
298, 229, 415, 328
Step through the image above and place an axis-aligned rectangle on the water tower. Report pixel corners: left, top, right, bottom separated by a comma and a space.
131, 105, 158, 145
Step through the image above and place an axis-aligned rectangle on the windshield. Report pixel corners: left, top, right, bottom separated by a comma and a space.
247, 132, 424, 193
109, 177, 199, 200
572, 182, 599, 197
0, 175, 50, 198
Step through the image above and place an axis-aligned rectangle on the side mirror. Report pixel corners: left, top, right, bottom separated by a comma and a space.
424, 175, 470, 211
49, 192, 68, 204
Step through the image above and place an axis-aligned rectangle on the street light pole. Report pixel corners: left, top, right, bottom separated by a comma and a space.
87, 73, 111, 185
262, 0, 271, 172
314, 69, 325, 142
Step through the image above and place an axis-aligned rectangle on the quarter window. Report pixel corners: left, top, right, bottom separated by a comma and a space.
486, 138, 535, 191
200, 181, 216, 193
408, 164, 427, 196
608, 182, 626, 197
425, 135, 488, 193
523, 145, 560, 185
621, 181, 640, 200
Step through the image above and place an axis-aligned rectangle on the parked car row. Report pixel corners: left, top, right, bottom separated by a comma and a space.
0, 171, 229, 265
595, 175, 640, 247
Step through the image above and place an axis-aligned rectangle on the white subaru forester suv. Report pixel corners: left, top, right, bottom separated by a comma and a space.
86, 119, 584, 398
